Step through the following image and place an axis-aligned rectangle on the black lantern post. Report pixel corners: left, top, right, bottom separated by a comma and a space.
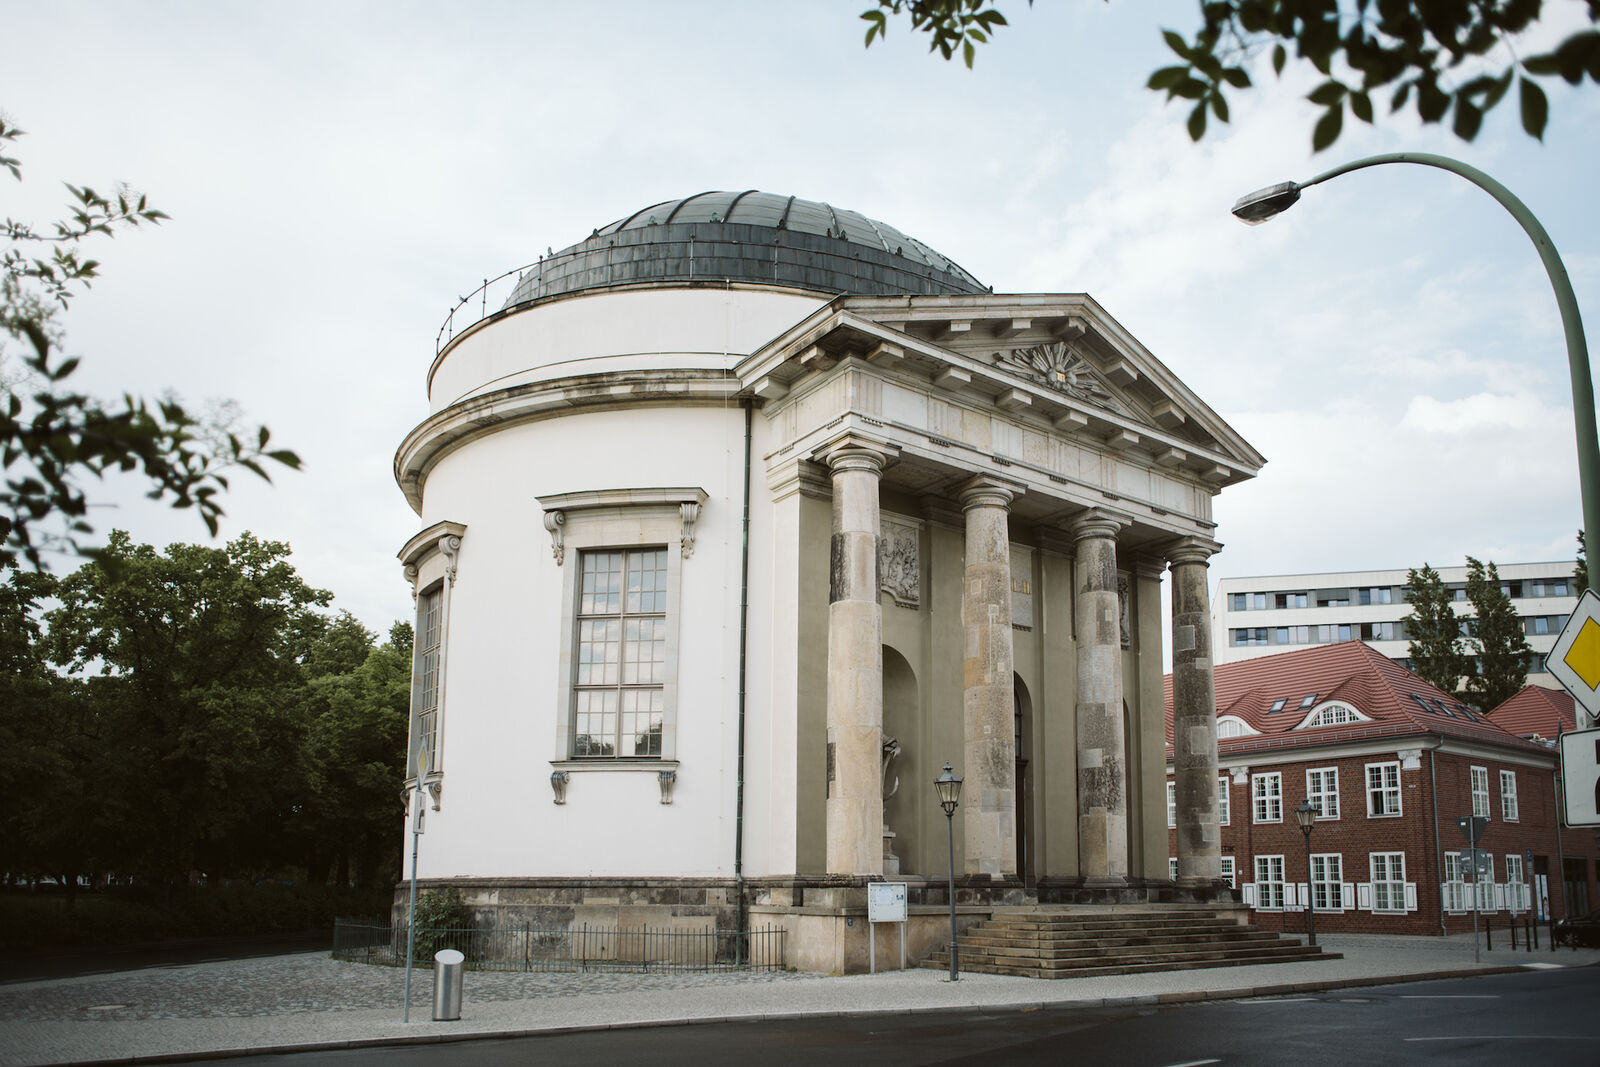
934, 762, 963, 981
1295, 798, 1318, 948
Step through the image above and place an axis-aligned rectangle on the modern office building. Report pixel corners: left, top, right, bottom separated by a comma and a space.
393, 190, 1264, 972
1211, 563, 1580, 694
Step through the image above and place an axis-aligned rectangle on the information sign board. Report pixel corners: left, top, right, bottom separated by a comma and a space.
1559, 726, 1600, 827
868, 881, 908, 924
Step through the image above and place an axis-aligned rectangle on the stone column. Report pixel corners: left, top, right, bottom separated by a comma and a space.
1170, 537, 1224, 885
821, 435, 893, 876
959, 475, 1023, 879
1072, 508, 1130, 885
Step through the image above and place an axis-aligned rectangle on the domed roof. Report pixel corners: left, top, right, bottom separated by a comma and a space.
505, 191, 987, 306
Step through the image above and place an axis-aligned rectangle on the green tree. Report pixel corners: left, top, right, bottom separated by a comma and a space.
2, 116, 298, 567
44, 530, 332, 888
295, 617, 411, 889
1463, 555, 1533, 710
1576, 530, 1587, 595
1404, 563, 1465, 694
861, 2, 1600, 150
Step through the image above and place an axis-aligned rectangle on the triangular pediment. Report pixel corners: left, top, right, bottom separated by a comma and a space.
737, 291, 1265, 486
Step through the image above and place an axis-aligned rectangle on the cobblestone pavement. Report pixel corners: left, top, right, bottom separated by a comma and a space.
0, 952, 815, 1022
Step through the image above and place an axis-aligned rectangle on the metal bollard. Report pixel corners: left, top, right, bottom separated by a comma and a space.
432, 949, 464, 1021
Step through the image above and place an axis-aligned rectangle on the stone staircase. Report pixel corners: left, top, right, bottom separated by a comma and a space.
922, 906, 1339, 979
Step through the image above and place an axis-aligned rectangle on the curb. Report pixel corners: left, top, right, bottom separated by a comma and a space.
50, 963, 1542, 1066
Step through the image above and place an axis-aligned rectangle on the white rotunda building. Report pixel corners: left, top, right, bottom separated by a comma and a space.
394, 191, 1263, 972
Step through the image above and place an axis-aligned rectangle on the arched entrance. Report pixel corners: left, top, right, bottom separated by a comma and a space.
1014, 673, 1033, 886
882, 645, 919, 876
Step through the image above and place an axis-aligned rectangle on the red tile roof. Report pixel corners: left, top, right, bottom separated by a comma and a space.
1163, 641, 1547, 757
1487, 685, 1576, 740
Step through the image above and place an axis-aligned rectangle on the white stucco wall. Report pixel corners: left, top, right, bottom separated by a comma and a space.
406, 403, 763, 878
427, 288, 828, 412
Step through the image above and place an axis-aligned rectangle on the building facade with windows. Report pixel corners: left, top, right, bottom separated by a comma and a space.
1166, 641, 1600, 936
1211, 564, 1579, 692
394, 191, 1265, 971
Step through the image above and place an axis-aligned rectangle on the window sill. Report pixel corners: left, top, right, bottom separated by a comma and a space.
551, 759, 680, 773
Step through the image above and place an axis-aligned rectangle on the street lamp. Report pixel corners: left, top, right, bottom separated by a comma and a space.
1295, 798, 1318, 948
934, 762, 963, 981
1233, 153, 1599, 553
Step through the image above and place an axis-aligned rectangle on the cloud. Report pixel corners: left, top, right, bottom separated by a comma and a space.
1401, 392, 1566, 435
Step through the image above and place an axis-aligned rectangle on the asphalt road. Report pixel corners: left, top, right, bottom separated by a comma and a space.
0, 929, 330, 985
216, 967, 1600, 1067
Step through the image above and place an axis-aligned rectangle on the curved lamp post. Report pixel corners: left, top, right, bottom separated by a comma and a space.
935, 762, 963, 981
1233, 153, 1599, 552
1295, 798, 1318, 948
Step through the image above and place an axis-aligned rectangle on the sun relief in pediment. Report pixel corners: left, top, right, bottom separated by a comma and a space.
998, 340, 1134, 419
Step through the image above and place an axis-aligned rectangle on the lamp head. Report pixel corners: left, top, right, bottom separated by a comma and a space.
1232, 181, 1302, 225
934, 762, 963, 816
1295, 797, 1317, 834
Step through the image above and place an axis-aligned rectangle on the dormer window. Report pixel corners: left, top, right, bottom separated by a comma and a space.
1296, 700, 1370, 730
1217, 715, 1257, 738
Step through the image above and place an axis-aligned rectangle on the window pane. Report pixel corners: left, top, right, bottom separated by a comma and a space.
581, 551, 624, 614
576, 619, 621, 684
623, 617, 666, 684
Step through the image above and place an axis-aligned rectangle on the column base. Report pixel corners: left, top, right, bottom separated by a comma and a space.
1082, 874, 1128, 888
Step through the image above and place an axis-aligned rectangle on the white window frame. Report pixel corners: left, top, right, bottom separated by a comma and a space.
1370, 852, 1407, 913
1366, 761, 1402, 817
1167, 780, 1176, 829
1443, 852, 1469, 912
1220, 855, 1236, 889
1217, 715, 1256, 738
399, 520, 466, 792
1499, 769, 1519, 822
541, 488, 705, 773
1218, 776, 1231, 826
1306, 766, 1340, 820
1168, 856, 1178, 881
1310, 853, 1344, 911
1253, 772, 1282, 823
571, 547, 671, 759
1505, 853, 1528, 912
1470, 765, 1490, 819
1295, 700, 1369, 730
1254, 855, 1286, 910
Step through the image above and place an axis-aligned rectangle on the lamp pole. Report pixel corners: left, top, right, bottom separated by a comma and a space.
1295, 798, 1318, 948
935, 762, 963, 981
1233, 153, 1598, 553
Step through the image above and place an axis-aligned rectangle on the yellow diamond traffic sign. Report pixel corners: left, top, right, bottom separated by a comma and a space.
1546, 589, 1600, 725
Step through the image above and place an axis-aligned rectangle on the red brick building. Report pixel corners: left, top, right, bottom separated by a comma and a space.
1165, 641, 1599, 936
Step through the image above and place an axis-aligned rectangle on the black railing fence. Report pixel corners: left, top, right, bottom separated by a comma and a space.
333, 918, 785, 973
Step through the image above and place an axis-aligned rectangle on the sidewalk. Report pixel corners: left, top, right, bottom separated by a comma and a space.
2, 933, 1595, 1066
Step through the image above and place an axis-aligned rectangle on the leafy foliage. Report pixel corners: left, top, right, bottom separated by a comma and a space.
1, 115, 299, 567
861, 0, 1025, 67
862, 2, 1600, 150
1463, 555, 1534, 710
0, 533, 410, 899
1576, 529, 1587, 595
1404, 563, 1465, 694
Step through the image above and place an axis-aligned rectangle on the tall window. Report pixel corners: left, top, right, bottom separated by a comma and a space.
1306, 767, 1340, 819
1370, 852, 1406, 913
1253, 772, 1282, 823
411, 586, 443, 774
1500, 770, 1519, 822
1255, 855, 1286, 909
1366, 761, 1401, 816
1505, 854, 1528, 911
1220, 855, 1236, 889
1218, 777, 1231, 825
1443, 852, 1468, 912
1470, 766, 1490, 818
572, 548, 667, 758
1310, 854, 1344, 911
1166, 780, 1176, 829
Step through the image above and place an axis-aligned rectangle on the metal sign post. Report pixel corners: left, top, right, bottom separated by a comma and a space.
403, 742, 429, 1023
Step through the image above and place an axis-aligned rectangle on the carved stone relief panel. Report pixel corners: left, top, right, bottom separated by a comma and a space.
1116, 575, 1131, 650
1010, 543, 1035, 630
878, 513, 922, 608
1000, 341, 1130, 417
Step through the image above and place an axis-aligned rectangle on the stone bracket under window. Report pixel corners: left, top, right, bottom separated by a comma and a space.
547, 760, 682, 804
538, 487, 708, 565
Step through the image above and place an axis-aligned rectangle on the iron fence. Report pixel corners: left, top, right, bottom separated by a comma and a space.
332, 918, 786, 973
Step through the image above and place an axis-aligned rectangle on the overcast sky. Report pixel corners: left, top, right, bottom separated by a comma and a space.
4, 1, 1597, 639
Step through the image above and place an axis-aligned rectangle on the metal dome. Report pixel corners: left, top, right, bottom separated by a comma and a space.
504, 190, 987, 306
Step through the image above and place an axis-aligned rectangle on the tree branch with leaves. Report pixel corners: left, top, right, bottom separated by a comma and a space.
1, 114, 299, 568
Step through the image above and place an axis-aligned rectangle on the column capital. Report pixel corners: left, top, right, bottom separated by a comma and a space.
814, 430, 899, 475
1068, 506, 1132, 542
1129, 555, 1166, 582
1166, 536, 1224, 569
957, 473, 1027, 512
